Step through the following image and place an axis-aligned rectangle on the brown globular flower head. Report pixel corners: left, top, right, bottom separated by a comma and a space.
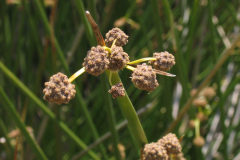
158, 133, 182, 155
43, 72, 76, 105
193, 98, 208, 107
193, 136, 205, 147
108, 45, 130, 71
105, 28, 129, 47
142, 143, 168, 160
108, 82, 125, 99
149, 52, 175, 71
131, 63, 159, 92
83, 45, 109, 76
196, 112, 208, 122
204, 87, 216, 100
188, 119, 196, 129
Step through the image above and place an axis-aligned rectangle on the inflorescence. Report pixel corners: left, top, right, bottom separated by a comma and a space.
142, 133, 183, 160
43, 12, 176, 105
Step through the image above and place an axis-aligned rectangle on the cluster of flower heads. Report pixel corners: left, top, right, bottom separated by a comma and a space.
142, 133, 185, 160
188, 87, 216, 147
43, 27, 176, 104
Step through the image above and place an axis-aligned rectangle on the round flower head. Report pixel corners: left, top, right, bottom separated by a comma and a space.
192, 98, 207, 107
196, 112, 208, 122
142, 143, 168, 160
188, 119, 195, 129
105, 28, 129, 47
108, 82, 125, 99
83, 45, 109, 76
158, 133, 182, 155
108, 45, 130, 71
149, 52, 175, 71
203, 87, 216, 100
43, 72, 76, 105
131, 63, 159, 92
193, 136, 205, 147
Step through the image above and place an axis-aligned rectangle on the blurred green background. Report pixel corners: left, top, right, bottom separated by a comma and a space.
0, 0, 240, 159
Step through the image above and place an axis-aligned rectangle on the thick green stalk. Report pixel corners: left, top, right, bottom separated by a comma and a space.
101, 74, 121, 160
0, 86, 48, 160
106, 70, 148, 148
207, 1, 228, 159
0, 61, 99, 160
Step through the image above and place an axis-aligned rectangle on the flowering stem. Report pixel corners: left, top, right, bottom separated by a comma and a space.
68, 67, 85, 83
194, 119, 200, 137
106, 70, 148, 148
127, 57, 156, 65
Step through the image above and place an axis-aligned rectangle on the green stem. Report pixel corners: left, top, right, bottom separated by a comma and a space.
0, 61, 99, 160
207, 1, 228, 159
106, 70, 148, 148
0, 86, 48, 160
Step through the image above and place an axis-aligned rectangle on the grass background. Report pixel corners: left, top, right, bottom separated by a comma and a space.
0, 0, 240, 159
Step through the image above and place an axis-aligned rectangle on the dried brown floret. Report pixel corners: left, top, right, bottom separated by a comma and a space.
204, 87, 216, 100
108, 45, 130, 71
43, 72, 76, 105
83, 45, 109, 76
149, 52, 176, 71
192, 98, 208, 107
193, 136, 205, 147
108, 83, 125, 99
188, 119, 195, 129
105, 28, 129, 47
142, 143, 168, 160
196, 112, 208, 122
158, 133, 182, 155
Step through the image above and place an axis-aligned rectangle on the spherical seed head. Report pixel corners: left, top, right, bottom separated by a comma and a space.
131, 63, 159, 92
108, 83, 125, 99
108, 45, 130, 71
149, 52, 176, 71
83, 45, 109, 76
188, 119, 195, 129
193, 136, 205, 147
204, 87, 216, 100
196, 112, 208, 122
43, 72, 76, 105
190, 89, 198, 97
143, 143, 168, 160
158, 133, 182, 155
192, 98, 208, 107
105, 28, 129, 47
